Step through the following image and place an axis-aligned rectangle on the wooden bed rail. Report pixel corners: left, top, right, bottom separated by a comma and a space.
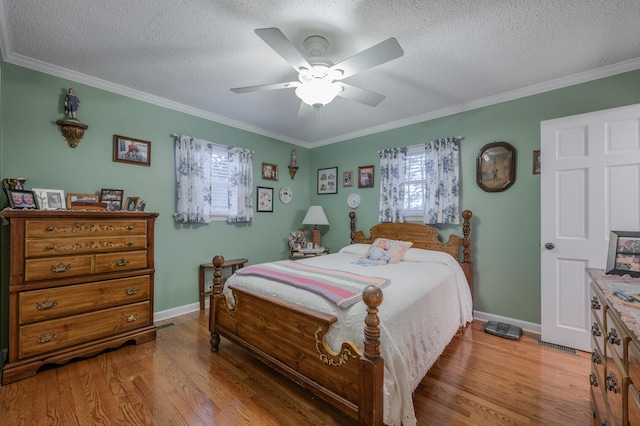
208, 255, 385, 425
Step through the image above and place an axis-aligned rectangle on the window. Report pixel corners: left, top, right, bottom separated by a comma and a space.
210, 145, 229, 216
403, 145, 426, 217
174, 135, 253, 224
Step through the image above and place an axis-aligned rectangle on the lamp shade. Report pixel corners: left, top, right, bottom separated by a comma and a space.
302, 206, 329, 226
295, 79, 342, 109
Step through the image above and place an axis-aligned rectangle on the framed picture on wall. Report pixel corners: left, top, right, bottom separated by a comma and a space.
317, 167, 338, 194
113, 135, 151, 166
606, 231, 640, 277
343, 171, 353, 187
476, 141, 516, 192
358, 165, 374, 188
257, 186, 273, 212
533, 150, 541, 174
262, 163, 278, 180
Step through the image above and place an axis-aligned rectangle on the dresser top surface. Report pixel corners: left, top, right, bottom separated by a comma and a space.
1, 208, 159, 220
589, 268, 640, 342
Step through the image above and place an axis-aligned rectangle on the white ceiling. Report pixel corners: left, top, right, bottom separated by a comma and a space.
1, 0, 640, 147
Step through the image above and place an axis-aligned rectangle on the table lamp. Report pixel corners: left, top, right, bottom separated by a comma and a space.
302, 205, 329, 247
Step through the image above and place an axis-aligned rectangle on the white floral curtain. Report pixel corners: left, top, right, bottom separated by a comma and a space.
227, 146, 254, 223
424, 137, 460, 224
174, 135, 215, 223
378, 147, 407, 223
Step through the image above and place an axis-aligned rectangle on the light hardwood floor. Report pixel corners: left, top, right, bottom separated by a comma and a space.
0, 311, 595, 425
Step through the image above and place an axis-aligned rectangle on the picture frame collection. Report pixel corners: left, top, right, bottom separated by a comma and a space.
5, 187, 146, 211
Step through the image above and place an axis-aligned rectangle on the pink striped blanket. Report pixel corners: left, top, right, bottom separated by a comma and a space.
235, 260, 390, 308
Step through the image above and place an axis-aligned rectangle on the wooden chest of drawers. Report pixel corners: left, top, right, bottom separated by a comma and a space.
1, 210, 158, 384
588, 268, 640, 426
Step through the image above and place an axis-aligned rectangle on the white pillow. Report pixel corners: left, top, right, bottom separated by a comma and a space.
339, 243, 371, 256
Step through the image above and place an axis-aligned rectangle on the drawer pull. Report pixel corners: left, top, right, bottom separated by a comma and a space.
115, 258, 131, 267
591, 322, 601, 337
128, 225, 135, 230
124, 313, 140, 322
591, 350, 601, 365
45, 245, 54, 251
608, 328, 620, 346
36, 299, 58, 310
46, 226, 54, 232
36, 331, 58, 343
127, 241, 135, 246
590, 296, 601, 310
125, 286, 140, 295
589, 372, 598, 387
605, 372, 618, 393
51, 263, 71, 273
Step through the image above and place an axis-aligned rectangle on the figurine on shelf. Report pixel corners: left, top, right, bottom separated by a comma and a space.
64, 88, 80, 119
291, 149, 297, 166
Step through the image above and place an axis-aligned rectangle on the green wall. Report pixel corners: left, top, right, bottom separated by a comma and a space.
1, 59, 639, 336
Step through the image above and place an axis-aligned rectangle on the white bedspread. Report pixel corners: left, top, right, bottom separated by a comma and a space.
223, 244, 473, 426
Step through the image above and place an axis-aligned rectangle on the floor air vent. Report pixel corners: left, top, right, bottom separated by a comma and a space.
157, 322, 176, 330
536, 340, 578, 355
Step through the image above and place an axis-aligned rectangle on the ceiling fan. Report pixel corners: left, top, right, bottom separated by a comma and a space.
231, 28, 404, 110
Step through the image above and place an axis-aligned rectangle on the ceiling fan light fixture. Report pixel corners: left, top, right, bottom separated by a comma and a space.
295, 79, 342, 109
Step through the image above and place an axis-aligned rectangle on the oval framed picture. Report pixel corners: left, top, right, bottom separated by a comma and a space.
476, 141, 516, 192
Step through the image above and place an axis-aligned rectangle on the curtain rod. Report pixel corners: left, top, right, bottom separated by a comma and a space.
170, 133, 227, 149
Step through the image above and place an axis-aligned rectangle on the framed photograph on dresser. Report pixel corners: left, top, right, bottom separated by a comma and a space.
99, 188, 124, 211
606, 231, 640, 277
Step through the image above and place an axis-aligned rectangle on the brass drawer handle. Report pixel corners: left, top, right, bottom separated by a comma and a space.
591, 322, 601, 337
46, 226, 54, 232
36, 331, 58, 343
606, 372, 618, 393
127, 225, 134, 230
590, 296, 601, 310
51, 263, 71, 273
124, 313, 140, 322
608, 328, 620, 346
36, 299, 58, 310
115, 258, 131, 267
589, 372, 598, 387
45, 245, 54, 251
127, 241, 135, 246
125, 286, 140, 295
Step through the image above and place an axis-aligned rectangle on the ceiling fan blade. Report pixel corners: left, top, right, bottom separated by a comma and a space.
255, 28, 313, 73
338, 83, 386, 107
330, 38, 403, 80
231, 81, 299, 94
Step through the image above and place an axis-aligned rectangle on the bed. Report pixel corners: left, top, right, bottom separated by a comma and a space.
208, 210, 473, 426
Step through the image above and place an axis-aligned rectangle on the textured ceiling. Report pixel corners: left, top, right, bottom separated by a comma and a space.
1, 0, 640, 147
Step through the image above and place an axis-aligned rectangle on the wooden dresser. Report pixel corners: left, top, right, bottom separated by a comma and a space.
588, 268, 640, 425
1, 210, 158, 385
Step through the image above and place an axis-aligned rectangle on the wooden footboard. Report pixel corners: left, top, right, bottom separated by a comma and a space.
209, 255, 384, 425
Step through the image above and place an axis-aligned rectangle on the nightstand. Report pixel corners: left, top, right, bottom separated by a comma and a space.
199, 258, 247, 310
290, 247, 329, 259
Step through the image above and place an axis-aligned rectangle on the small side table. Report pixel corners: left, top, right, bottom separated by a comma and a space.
199, 258, 248, 310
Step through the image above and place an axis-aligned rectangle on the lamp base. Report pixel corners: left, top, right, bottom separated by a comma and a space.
311, 227, 321, 247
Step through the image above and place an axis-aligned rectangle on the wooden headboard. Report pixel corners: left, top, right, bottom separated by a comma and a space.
349, 210, 473, 294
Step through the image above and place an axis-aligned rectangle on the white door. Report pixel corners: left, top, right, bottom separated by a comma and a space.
541, 103, 640, 352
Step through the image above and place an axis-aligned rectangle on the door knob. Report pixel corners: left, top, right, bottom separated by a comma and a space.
544, 243, 555, 250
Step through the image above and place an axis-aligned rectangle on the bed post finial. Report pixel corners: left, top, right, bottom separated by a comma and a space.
360, 285, 384, 425
210, 255, 225, 352
461, 210, 472, 264
349, 211, 356, 244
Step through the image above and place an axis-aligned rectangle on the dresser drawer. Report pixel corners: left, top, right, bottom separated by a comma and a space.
96, 250, 147, 273
25, 219, 148, 238
605, 341, 629, 426
606, 308, 629, 364
630, 384, 640, 426
25, 255, 94, 281
25, 235, 147, 257
18, 275, 151, 324
19, 301, 151, 359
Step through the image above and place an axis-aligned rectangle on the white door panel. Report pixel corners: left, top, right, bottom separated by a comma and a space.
541, 103, 640, 352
